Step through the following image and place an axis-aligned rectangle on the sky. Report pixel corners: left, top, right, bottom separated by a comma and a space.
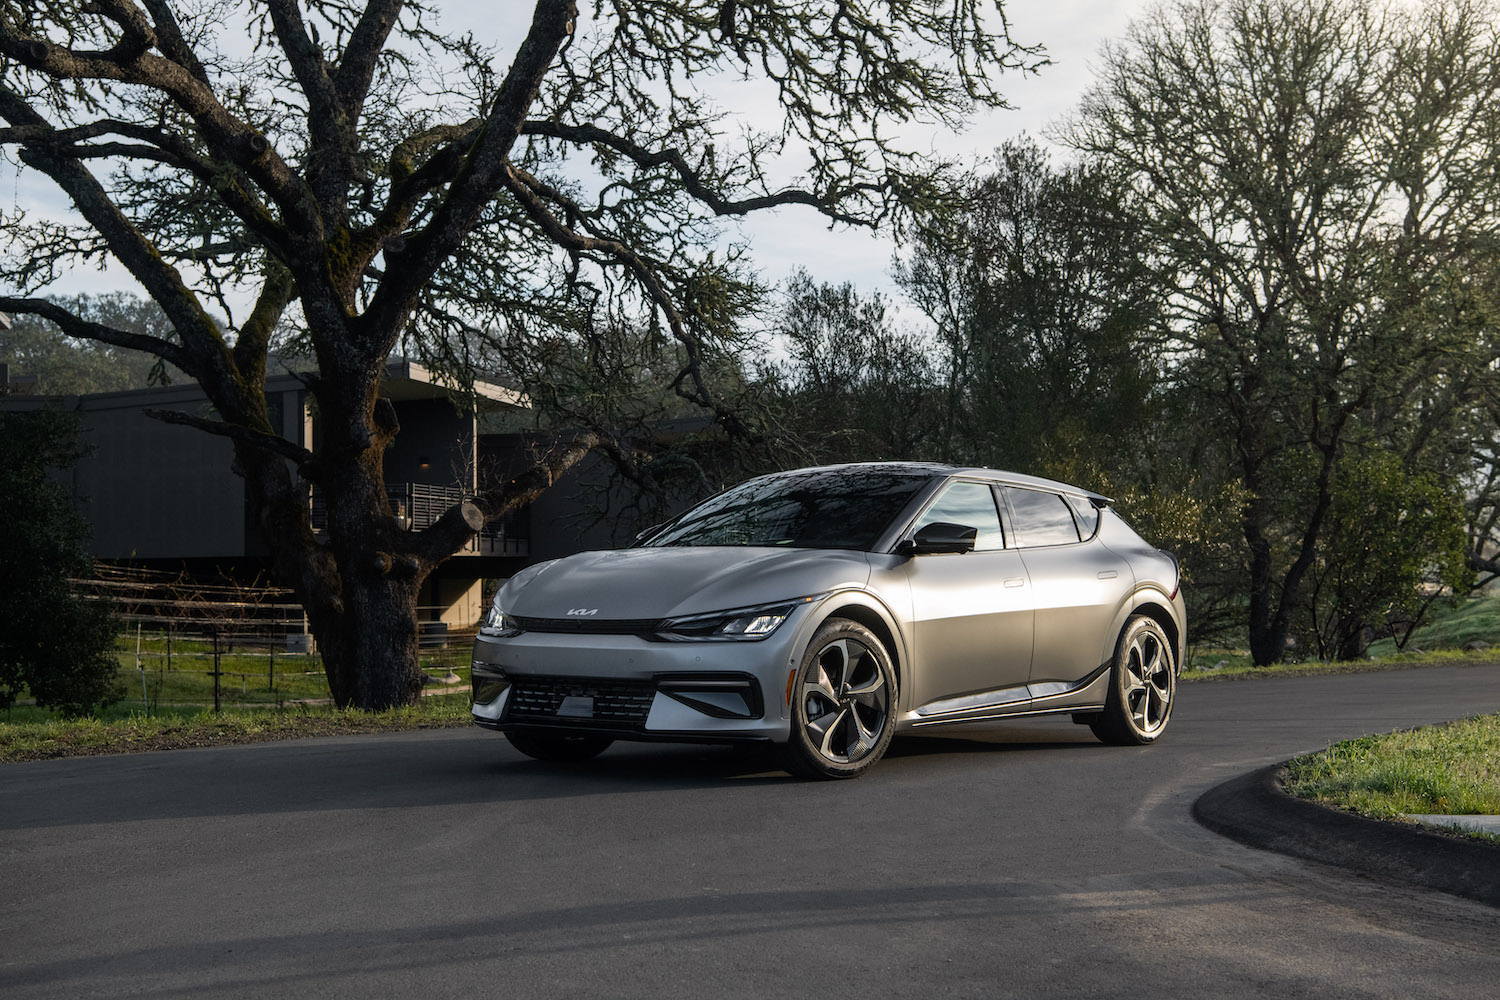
3, 0, 1149, 326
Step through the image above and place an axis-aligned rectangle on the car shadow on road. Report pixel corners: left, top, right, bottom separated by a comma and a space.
1, 720, 1110, 830
485, 717, 1107, 786
886, 725, 1104, 760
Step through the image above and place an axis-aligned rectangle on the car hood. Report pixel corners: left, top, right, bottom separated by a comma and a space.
500, 546, 873, 620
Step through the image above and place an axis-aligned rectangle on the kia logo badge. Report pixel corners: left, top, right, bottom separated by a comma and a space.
567, 608, 599, 616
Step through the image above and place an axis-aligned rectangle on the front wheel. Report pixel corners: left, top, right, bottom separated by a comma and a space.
1089, 615, 1176, 746
505, 731, 614, 762
782, 618, 898, 779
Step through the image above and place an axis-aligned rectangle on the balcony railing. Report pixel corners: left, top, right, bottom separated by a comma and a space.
309, 483, 527, 557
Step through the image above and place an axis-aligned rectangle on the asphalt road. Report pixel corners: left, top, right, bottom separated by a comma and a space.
4, 664, 1499, 999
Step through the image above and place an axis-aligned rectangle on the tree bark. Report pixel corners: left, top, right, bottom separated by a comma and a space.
1334, 619, 1370, 662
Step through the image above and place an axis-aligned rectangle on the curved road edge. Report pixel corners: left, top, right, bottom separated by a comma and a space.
1192, 763, 1500, 908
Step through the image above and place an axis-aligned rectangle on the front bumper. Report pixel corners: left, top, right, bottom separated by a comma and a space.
470, 625, 805, 744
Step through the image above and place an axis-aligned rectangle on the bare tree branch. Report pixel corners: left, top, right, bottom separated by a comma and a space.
366, 119, 482, 239
521, 119, 879, 225
0, 21, 319, 236
138, 0, 212, 86
78, 0, 157, 63
334, 0, 407, 119
263, 0, 349, 224
412, 431, 599, 563
0, 88, 225, 379
361, 0, 576, 338
478, 431, 599, 519
0, 114, 290, 257
0, 294, 189, 370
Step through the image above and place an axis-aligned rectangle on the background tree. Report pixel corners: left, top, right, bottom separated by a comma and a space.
879, 137, 1258, 644
768, 270, 943, 464
0, 1, 1039, 708
895, 137, 1162, 472
0, 291, 182, 393
1301, 451, 1472, 660
1067, 0, 1500, 664
0, 407, 122, 717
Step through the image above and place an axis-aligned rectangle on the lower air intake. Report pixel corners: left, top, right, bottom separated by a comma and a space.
506, 675, 656, 727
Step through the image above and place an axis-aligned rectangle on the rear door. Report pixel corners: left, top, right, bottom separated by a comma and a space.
1000, 487, 1132, 696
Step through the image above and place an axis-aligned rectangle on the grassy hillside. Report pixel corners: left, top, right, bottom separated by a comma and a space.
1367, 595, 1500, 657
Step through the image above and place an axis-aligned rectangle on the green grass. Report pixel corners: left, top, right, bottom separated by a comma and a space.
84, 633, 473, 715
1282, 714, 1500, 842
6, 668, 471, 721
0, 697, 474, 764
3, 631, 477, 763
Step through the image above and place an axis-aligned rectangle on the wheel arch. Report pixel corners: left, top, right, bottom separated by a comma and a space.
817, 598, 905, 690
1098, 586, 1185, 673
1130, 599, 1182, 671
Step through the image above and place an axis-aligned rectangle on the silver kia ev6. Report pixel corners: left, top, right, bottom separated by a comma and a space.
471, 462, 1186, 778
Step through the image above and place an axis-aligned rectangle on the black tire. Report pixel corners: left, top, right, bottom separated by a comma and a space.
1090, 615, 1176, 746
505, 731, 614, 762
782, 618, 898, 779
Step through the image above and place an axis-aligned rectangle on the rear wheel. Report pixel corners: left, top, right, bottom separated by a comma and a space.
505, 731, 614, 762
1089, 615, 1175, 746
783, 618, 897, 779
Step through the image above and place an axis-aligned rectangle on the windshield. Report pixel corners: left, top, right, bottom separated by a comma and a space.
644, 468, 934, 550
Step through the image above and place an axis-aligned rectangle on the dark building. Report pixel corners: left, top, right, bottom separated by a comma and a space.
3, 358, 530, 632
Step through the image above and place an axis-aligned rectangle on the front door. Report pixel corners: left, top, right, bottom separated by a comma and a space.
903, 481, 1034, 718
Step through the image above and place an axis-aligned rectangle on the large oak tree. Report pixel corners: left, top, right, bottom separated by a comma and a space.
0, 1, 1036, 707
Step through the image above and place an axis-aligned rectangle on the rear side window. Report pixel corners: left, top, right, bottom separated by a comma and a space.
1065, 495, 1100, 539
1003, 487, 1080, 546
913, 481, 1005, 551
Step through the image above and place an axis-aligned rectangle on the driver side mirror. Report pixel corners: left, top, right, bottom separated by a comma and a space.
898, 521, 978, 556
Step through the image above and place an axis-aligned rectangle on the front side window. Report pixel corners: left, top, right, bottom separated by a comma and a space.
911, 481, 1005, 551
645, 468, 932, 550
1003, 487, 1081, 547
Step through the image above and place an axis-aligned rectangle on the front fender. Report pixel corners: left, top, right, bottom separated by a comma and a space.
792, 587, 912, 716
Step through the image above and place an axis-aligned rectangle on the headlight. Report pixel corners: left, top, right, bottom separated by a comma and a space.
479, 598, 520, 637
656, 596, 822, 641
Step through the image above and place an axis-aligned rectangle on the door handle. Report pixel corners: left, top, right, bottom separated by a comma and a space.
1004, 578, 1025, 588
1097, 570, 1118, 580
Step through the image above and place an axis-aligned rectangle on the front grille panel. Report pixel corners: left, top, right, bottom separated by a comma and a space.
510, 615, 663, 636
506, 675, 656, 727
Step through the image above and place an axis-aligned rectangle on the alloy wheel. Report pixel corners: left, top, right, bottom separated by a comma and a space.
1122, 627, 1172, 736
800, 636, 890, 764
